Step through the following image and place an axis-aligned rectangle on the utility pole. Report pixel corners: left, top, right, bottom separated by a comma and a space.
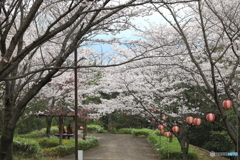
74, 48, 78, 160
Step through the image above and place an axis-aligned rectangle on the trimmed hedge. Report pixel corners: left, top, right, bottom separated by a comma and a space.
19, 126, 59, 138
87, 124, 107, 133
118, 128, 133, 134
14, 136, 99, 158
43, 137, 99, 157
131, 128, 155, 137
14, 125, 99, 158
18, 130, 46, 138
34, 138, 72, 148
13, 137, 42, 156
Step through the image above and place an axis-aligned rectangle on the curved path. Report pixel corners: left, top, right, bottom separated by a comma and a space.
61, 133, 161, 160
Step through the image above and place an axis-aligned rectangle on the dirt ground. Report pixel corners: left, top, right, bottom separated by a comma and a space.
60, 133, 161, 160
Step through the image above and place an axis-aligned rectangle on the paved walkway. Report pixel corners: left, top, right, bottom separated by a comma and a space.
61, 133, 161, 160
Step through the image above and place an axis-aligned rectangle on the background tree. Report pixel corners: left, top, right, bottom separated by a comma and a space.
85, 55, 204, 159
0, 1, 156, 159
83, 1, 240, 159
124, 0, 240, 158
0, 0, 209, 159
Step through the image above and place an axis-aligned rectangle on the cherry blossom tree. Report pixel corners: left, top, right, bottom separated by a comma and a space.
0, 0, 158, 159
90, 57, 203, 160
0, 0, 205, 159
158, 1, 240, 157
115, 0, 240, 158
35, 63, 97, 138
83, 1, 240, 159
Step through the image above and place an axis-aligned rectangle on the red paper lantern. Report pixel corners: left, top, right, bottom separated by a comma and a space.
186, 116, 194, 124
162, 116, 167, 120
206, 113, 216, 122
193, 118, 202, 126
159, 129, 164, 134
238, 93, 240, 101
79, 126, 84, 130
158, 125, 165, 130
222, 99, 233, 109
165, 132, 172, 138
172, 126, 180, 133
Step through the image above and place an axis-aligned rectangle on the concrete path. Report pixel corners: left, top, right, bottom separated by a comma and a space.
61, 133, 161, 160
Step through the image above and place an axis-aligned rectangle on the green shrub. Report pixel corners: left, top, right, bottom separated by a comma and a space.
19, 126, 59, 138
13, 137, 42, 156
34, 138, 72, 148
43, 137, 99, 157
109, 127, 117, 133
131, 128, 155, 137
202, 131, 234, 152
41, 126, 59, 135
43, 144, 74, 157
34, 138, 58, 148
19, 130, 46, 138
78, 137, 99, 150
118, 128, 133, 134
87, 124, 107, 133
148, 134, 198, 160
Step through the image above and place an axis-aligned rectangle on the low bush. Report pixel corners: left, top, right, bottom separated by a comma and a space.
148, 134, 198, 160
131, 128, 155, 137
34, 138, 72, 148
43, 137, 99, 157
118, 128, 133, 134
13, 137, 42, 156
202, 131, 234, 152
87, 124, 107, 133
43, 144, 74, 157
109, 127, 118, 133
18, 130, 46, 138
19, 126, 59, 138
41, 126, 59, 135
78, 137, 99, 150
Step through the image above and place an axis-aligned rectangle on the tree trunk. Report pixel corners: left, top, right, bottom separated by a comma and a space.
59, 116, 64, 145
46, 116, 53, 138
0, 126, 14, 160
177, 125, 189, 160
182, 147, 189, 160
107, 113, 112, 132
232, 140, 240, 160
0, 81, 15, 160
180, 139, 189, 160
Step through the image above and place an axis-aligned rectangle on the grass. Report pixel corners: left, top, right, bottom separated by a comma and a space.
121, 128, 230, 160
147, 133, 198, 160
